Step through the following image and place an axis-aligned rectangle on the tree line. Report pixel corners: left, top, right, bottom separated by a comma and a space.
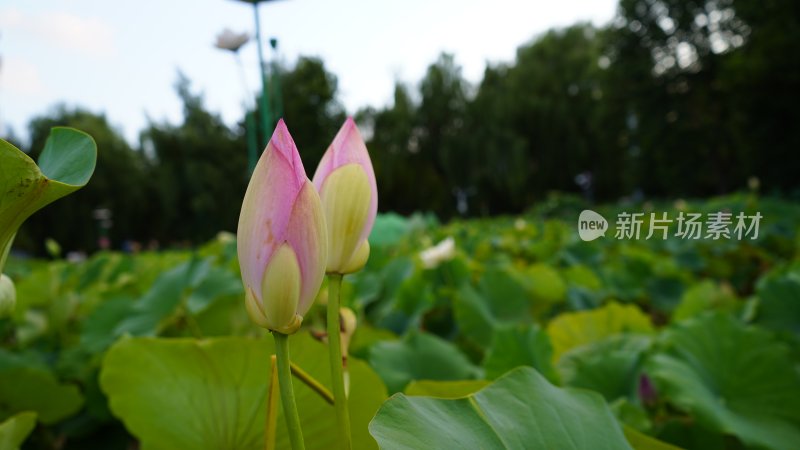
10, 0, 799, 253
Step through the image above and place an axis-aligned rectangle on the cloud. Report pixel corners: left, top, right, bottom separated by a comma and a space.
1, 56, 48, 96
37, 12, 115, 57
0, 7, 115, 58
0, 7, 24, 27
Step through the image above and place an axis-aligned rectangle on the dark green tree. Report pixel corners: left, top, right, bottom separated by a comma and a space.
721, 0, 800, 194
510, 25, 617, 197
363, 56, 475, 217
279, 57, 346, 171
361, 83, 443, 215
415, 54, 472, 216
608, 0, 753, 195
142, 73, 248, 244
464, 65, 529, 214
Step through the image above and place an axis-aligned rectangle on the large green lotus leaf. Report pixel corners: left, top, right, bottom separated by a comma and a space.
112, 256, 214, 336
558, 334, 651, 402
361, 258, 414, 327
377, 269, 435, 333
646, 276, 686, 313
654, 419, 727, 450
754, 265, 800, 337
10, 262, 64, 311
0, 349, 48, 372
546, 301, 654, 362
478, 266, 533, 320
563, 264, 602, 291
646, 313, 800, 450
349, 271, 382, 309
404, 380, 489, 397
349, 324, 397, 360
369, 367, 632, 450
623, 425, 684, 450
0, 128, 96, 272
369, 213, 410, 247
272, 335, 387, 450
672, 281, 736, 322
100, 257, 242, 339
525, 263, 567, 304
401, 378, 679, 450
192, 295, 252, 338
453, 267, 533, 346
0, 367, 83, 424
100, 333, 386, 450
185, 265, 243, 314
611, 398, 652, 432
111, 262, 190, 336
0, 411, 37, 450
482, 324, 559, 383
453, 284, 498, 344
80, 296, 134, 353
368, 331, 481, 393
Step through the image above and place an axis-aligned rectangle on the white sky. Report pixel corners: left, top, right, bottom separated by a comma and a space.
0, 0, 617, 144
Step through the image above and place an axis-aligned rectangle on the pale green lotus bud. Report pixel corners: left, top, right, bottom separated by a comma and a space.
339, 307, 358, 358
0, 274, 16, 317
339, 307, 357, 396
312, 118, 377, 274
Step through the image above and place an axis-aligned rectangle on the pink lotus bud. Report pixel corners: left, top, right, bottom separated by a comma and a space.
237, 120, 328, 334
312, 118, 378, 274
639, 374, 658, 407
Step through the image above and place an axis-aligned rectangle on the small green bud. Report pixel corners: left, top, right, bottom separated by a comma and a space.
45, 238, 62, 258
0, 274, 16, 317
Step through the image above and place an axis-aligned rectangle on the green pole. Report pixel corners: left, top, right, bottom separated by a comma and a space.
270, 38, 283, 121
253, 2, 272, 148
246, 110, 258, 173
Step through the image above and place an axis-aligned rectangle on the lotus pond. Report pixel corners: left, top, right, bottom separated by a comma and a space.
1, 194, 799, 450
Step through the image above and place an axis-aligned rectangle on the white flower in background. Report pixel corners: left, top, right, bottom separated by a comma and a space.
215, 29, 250, 53
419, 237, 456, 269
216, 231, 235, 244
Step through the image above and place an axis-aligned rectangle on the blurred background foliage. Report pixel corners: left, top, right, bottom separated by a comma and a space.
11, 0, 800, 254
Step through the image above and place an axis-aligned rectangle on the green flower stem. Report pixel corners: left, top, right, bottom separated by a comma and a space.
273, 332, 305, 450
265, 355, 278, 450
291, 361, 334, 405
0, 232, 15, 275
326, 273, 352, 450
